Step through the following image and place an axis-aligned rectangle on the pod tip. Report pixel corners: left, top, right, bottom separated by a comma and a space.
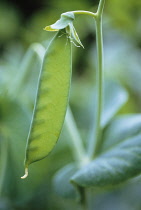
21, 168, 28, 179
43, 26, 59, 32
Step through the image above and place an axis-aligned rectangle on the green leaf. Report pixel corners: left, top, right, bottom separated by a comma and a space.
89, 81, 128, 132
102, 81, 128, 127
0, 97, 30, 138
53, 164, 80, 200
71, 115, 141, 188
88, 81, 128, 141
44, 12, 75, 31
0, 96, 51, 200
102, 114, 141, 151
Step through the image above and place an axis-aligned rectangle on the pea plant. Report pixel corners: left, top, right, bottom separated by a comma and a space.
20, 0, 141, 208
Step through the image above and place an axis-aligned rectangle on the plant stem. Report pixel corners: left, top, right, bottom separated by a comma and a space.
88, 0, 105, 159
8, 44, 45, 98
65, 106, 89, 166
0, 138, 8, 196
73, 10, 97, 19
97, 0, 105, 17
69, 0, 105, 159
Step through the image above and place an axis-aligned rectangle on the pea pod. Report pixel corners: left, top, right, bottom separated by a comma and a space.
21, 31, 72, 178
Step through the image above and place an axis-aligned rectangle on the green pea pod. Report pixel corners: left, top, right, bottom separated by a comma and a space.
21, 31, 72, 179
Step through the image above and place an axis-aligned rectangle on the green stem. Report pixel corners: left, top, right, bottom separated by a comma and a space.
0, 138, 8, 196
88, 0, 105, 159
65, 106, 89, 166
97, 0, 105, 17
71, 0, 105, 19
8, 44, 45, 97
73, 10, 97, 19
67, 0, 105, 160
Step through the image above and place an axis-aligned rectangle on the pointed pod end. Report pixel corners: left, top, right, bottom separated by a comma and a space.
43, 26, 59, 32
21, 168, 28, 179
81, 44, 85, 49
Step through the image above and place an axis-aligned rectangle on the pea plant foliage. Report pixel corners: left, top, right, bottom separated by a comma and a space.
21, 0, 141, 204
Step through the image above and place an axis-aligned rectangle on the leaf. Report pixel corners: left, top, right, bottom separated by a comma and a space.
0, 43, 44, 107
44, 12, 75, 31
71, 115, 141, 188
102, 114, 141, 151
101, 80, 128, 127
0, 97, 30, 138
88, 81, 128, 142
0, 96, 51, 200
89, 81, 128, 132
53, 164, 80, 200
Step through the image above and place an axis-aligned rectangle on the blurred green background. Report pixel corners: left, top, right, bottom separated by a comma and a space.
0, 0, 141, 209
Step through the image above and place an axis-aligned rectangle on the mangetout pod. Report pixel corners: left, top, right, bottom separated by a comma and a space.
21, 31, 72, 178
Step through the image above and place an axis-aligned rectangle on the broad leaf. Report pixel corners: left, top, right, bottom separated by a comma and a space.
101, 81, 128, 127
53, 164, 79, 199
71, 115, 141, 188
89, 81, 128, 134
0, 97, 50, 200
102, 114, 141, 151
